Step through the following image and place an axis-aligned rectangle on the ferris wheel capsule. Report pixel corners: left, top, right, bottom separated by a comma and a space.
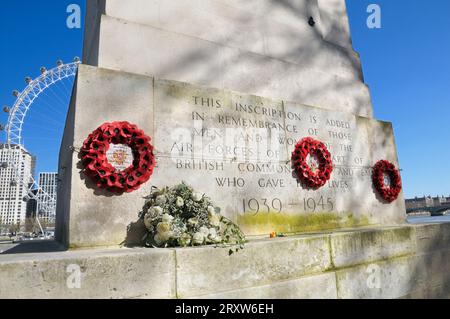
56, 60, 63, 67
0, 124, 4, 131
12, 90, 19, 97
40, 67, 47, 74
73, 56, 80, 63
25, 77, 32, 84
3, 106, 10, 113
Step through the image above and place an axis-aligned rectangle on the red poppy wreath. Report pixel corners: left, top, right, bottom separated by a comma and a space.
372, 160, 402, 203
291, 137, 333, 189
81, 121, 155, 193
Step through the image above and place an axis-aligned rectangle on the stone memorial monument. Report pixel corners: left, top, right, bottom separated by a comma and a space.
56, 0, 406, 248
3, 0, 448, 300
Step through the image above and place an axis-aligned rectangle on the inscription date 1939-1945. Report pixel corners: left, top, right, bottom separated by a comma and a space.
242, 196, 334, 215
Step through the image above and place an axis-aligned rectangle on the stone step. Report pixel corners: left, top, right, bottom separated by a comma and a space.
0, 224, 449, 299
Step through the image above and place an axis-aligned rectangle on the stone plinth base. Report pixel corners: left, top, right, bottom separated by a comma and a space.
1, 223, 449, 299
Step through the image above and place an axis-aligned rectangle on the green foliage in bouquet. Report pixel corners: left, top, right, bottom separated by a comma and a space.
140, 182, 245, 253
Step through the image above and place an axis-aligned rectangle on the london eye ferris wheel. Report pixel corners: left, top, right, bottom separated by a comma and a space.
1, 57, 80, 233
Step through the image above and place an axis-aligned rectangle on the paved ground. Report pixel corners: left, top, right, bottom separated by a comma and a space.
0, 240, 65, 254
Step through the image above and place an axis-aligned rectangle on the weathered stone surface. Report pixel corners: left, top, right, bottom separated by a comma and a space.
192, 272, 337, 299
426, 282, 450, 299
335, 255, 428, 299
421, 249, 450, 289
150, 78, 404, 236
97, 0, 359, 77
58, 0, 413, 248
393, 249, 450, 299
0, 247, 175, 299
99, 0, 352, 47
35, 0, 448, 301
413, 222, 450, 253
333, 226, 450, 299
83, 9, 373, 118
2, 224, 449, 299
330, 226, 416, 268
175, 235, 331, 298
317, 0, 353, 48
58, 65, 405, 247
56, 65, 155, 248
367, 120, 406, 225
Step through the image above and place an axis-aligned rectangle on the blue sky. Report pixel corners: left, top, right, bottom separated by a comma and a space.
0, 0, 85, 177
0, 0, 449, 198
346, 0, 450, 198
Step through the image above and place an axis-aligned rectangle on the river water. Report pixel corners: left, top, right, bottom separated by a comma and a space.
407, 215, 450, 224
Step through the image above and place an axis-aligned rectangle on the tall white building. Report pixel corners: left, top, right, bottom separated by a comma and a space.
0, 144, 35, 225
36, 172, 57, 224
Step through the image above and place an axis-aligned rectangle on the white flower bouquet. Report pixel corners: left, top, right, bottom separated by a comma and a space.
141, 182, 245, 253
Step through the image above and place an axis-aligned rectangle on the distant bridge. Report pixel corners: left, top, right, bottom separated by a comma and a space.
407, 205, 450, 216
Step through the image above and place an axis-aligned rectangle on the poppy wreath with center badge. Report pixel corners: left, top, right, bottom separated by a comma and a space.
291, 137, 333, 189
372, 160, 402, 203
81, 121, 155, 194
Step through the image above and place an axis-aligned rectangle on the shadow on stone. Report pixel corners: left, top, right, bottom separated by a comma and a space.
76, 152, 122, 197
122, 218, 147, 247
0, 240, 66, 255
